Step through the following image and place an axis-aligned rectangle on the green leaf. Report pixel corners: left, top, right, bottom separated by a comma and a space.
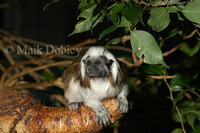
178, 13, 184, 21
107, 38, 121, 45
120, 16, 132, 27
92, 13, 105, 28
194, 124, 200, 133
130, 30, 167, 66
173, 90, 188, 107
171, 128, 183, 133
78, 4, 97, 19
195, 0, 200, 4
99, 25, 118, 40
141, 65, 164, 75
43, 0, 59, 12
182, 2, 200, 23
165, 28, 179, 40
121, 2, 142, 27
170, 73, 190, 92
110, 3, 125, 24
169, 0, 179, 4
186, 114, 196, 130
78, 0, 97, 11
168, 7, 178, 13
172, 110, 182, 123
41, 71, 56, 81
181, 108, 200, 117
69, 15, 98, 36
148, 7, 170, 32
180, 41, 200, 57
160, 28, 179, 46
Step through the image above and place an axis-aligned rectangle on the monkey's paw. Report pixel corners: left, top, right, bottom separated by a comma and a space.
68, 102, 79, 110
95, 105, 111, 126
117, 97, 129, 113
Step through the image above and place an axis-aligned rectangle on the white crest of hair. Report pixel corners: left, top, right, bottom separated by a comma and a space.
80, 47, 120, 82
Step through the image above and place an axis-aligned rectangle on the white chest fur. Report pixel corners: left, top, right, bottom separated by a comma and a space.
87, 78, 120, 100
66, 78, 120, 103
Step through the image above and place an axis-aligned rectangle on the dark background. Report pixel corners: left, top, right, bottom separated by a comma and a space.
0, 0, 180, 133
0, 0, 89, 44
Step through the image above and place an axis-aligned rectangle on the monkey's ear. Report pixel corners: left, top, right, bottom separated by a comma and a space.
107, 59, 113, 66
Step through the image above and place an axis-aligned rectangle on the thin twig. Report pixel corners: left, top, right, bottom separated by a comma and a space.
162, 43, 182, 57
0, 63, 6, 72
121, 29, 197, 59
0, 38, 97, 90
183, 29, 197, 40
0, 40, 23, 81
147, 75, 174, 79
163, 78, 186, 133
51, 94, 67, 106
121, 35, 130, 43
4, 77, 64, 90
132, 50, 144, 67
0, 41, 15, 65
116, 48, 144, 67
18, 37, 58, 48
175, 106, 186, 133
1, 38, 47, 81
0, 29, 12, 36
113, 120, 119, 133
190, 90, 200, 98
108, 46, 132, 52
117, 57, 134, 67
4, 60, 71, 87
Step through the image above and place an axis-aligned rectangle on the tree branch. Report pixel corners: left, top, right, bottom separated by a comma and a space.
0, 90, 125, 133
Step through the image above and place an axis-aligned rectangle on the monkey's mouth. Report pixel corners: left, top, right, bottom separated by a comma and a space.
87, 71, 101, 77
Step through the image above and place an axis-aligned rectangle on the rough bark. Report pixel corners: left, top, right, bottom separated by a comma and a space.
0, 90, 123, 133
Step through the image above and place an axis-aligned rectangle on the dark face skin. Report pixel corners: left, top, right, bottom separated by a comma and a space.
83, 56, 113, 78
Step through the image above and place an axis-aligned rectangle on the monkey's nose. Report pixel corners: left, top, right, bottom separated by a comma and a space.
87, 65, 100, 77
90, 65, 98, 70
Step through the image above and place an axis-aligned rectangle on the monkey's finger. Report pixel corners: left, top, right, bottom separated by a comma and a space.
119, 103, 129, 113
102, 118, 107, 126
107, 111, 111, 117
97, 116, 102, 125
117, 100, 120, 108
105, 115, 110, 124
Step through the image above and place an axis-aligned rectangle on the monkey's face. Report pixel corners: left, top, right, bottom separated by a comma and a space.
83, 56, 113, 78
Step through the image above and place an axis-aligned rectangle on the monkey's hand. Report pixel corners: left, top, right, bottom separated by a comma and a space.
117, 97, 129, 113
94, 104, 111, 126
68, 102, 79, 110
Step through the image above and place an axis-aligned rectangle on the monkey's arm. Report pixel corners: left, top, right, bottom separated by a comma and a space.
117, 85, 129, 113
79, 89, 111, 125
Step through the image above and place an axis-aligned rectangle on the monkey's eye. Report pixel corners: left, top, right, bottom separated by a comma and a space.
82, 59, 86, 64
87, 61, 92, 65
95, 61, 101, 65
107, 59, 113, 66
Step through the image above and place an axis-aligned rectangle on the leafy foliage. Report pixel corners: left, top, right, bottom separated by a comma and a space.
182, 1, 200, 23
148, 7, 170, 32
68, 0, 200, 66
130, 30, 166, 66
